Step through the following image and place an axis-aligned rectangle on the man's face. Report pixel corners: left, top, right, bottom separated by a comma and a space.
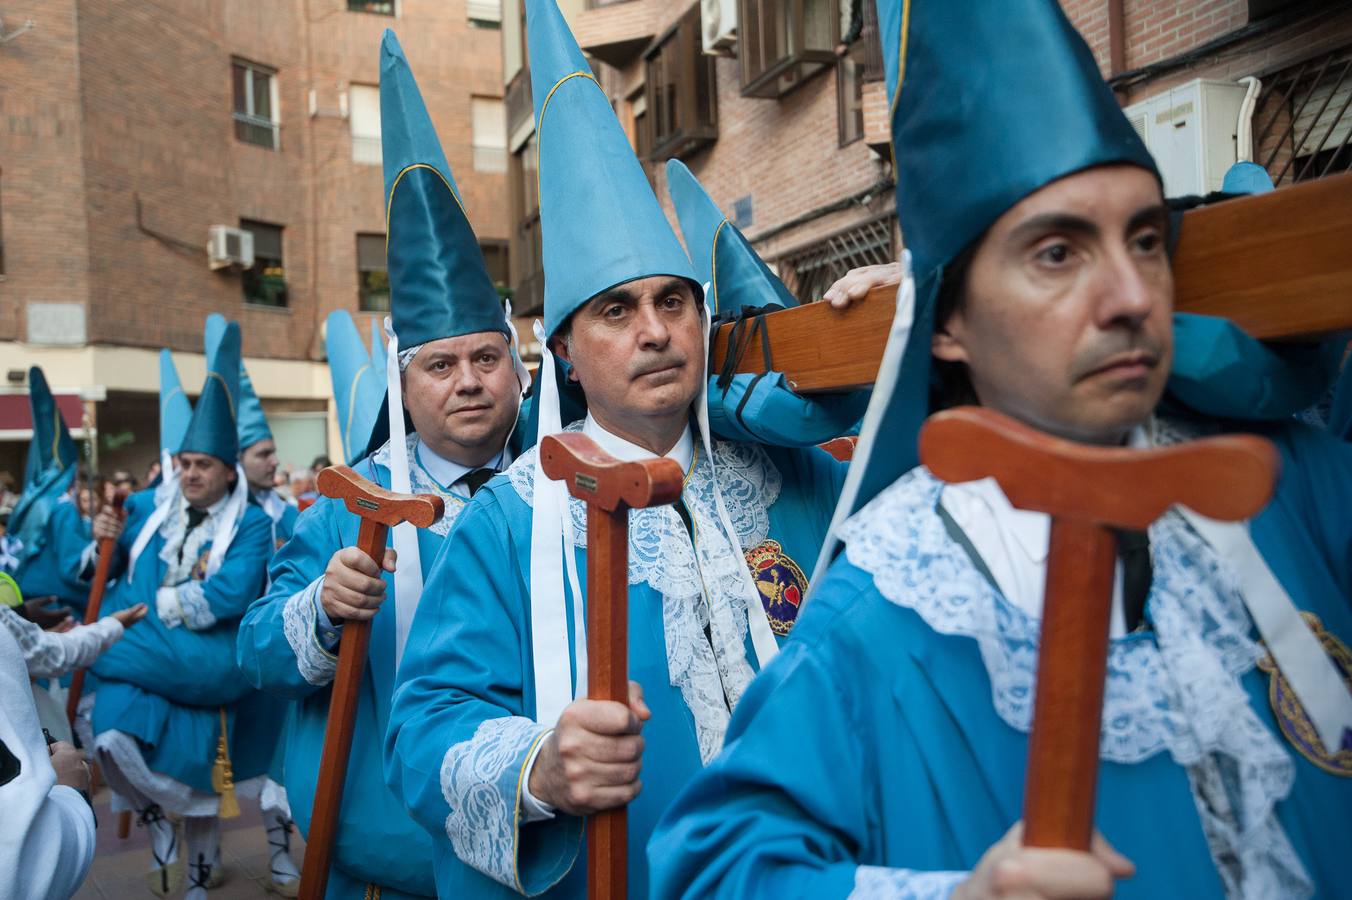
240, 439, 279, 491
933, 165, 1174, 445
551, 276, 704, 430
402, 332, 523, 467
179, 452, 233, 509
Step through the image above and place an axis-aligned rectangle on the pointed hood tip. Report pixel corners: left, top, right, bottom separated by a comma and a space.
182, 319, 241, 464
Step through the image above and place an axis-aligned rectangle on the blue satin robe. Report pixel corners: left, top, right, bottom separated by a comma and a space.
237, 450, 463, 900
90, 489, 277, 794
648, 421, 1352, 900
15, 494, 93, 614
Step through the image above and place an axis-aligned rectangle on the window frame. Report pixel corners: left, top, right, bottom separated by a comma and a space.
737, 0, 839, 100
355, 233, 390, 313
349, 82, 382, 166
471, 95, 509, 173
347, 0, 396, 15
642, 4, 718, 161
240, 219, 289, 308
232, 58, 280, 151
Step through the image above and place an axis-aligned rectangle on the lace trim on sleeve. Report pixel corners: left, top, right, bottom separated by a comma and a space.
175, 580, 217, 631
850, 866, 964, 900
282, 577, 338, 686
440, 716, 559, 891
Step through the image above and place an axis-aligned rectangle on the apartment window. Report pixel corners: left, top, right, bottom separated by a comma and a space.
511, 133, 544, 315
644, 5, 718, 161
232, 59, 279, 150
480, 241, 510, 292
472, 96, 508, 173
356, 234, 390, 312
1253, 46, 1352, 187
738, 0, 838, 99
776, 214, 895, 303
348, 0, 395, 14
837, 49, 864, 146
468, 0, 502, 28
241, 220, 288, 307
350, 84, 382, 165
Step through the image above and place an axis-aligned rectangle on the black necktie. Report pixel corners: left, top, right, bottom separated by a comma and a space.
463, 468, 496, 496
1115, 528, 1152, 632
180, 506, 209, 563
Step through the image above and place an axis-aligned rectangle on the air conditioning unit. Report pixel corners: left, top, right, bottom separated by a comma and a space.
701, 0, 737, 55
1123, 78, 1251, 198
208, 225, 255, 271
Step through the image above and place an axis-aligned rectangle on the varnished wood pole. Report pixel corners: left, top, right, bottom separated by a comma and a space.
1021, 520, 1116, 850
538, 433, 684, 900
298, 517, 383, 900
587, 505, 630, 900
66, 489, 128, 725
299, 466, 443, 900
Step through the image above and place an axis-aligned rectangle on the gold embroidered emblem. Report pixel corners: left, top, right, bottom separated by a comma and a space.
1257, 612, 1352, 777
190, 548, 212, 582
745, 539, 808, 637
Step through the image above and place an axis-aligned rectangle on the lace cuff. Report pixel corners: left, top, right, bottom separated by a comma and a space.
849, 866, 965, 899
441, 717, 581, 894
282, 577, 338, 686
175, 581, 217, 631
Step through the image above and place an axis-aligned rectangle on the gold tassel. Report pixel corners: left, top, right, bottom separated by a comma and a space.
211, 707, 241, 819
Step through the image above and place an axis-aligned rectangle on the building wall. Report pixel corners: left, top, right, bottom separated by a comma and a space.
0, 0, 94, 343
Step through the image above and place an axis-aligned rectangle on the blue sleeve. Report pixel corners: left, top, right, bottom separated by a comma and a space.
104, 490, 155, 581
47, 501, 96, 586
386, 491, 581, 894
237, 498, 343, 700
649, 634, 869, 898
708, 372, 869, 447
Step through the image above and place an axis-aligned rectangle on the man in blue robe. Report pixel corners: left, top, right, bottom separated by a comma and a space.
200, 313, 304, 894
382, 4, 855, 897
9, 367, 92, 618
88, 322, 277, 899
235, 32, 532, 900
649, 2, 1352, 898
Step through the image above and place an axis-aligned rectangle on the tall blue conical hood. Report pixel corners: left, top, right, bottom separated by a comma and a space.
327, 310, 388, 465
205, 314, 272, 450
527, 0, 698, 336
820, 0, 1158, 575
8, 368, 80, 553
181, 320, 241, 464
381, 30, 507, 349
158, 350, 193, 456
22, 367, 78, 491
667, 160, 798, 317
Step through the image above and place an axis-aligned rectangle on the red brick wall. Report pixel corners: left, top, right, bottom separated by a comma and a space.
0, 0, 94, 342
1, 0, 506, 362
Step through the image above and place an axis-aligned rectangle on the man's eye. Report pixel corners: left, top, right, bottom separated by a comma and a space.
1133, 231, 1163, 254
604, 305, 626, 318
1035, 243, 1072, 265
660, 295, 683, 309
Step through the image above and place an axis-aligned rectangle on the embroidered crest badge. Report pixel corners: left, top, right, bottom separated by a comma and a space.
745, 539, 808, 636
190, 548, 212, 582
1257, 612, 1352, 777
275, 536, 287, 552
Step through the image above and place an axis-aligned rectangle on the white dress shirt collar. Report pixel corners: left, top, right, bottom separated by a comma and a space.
415, 438, 508, 493
582, 413, 695, 472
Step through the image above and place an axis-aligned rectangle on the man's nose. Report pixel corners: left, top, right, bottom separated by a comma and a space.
1095, 249, 1159, 328
635, 304, 672, 349
451, 361, 485, 393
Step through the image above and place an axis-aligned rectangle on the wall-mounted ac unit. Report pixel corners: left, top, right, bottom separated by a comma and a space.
701, 0, 737, 55
1123, 78, 1250, 198
208, 225, 255, 271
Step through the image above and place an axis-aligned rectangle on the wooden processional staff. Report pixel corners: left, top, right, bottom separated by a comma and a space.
65, 487, 129, 725
298, 466, 444, 900
539, 433, 685, 900
918, 407, 1278, 848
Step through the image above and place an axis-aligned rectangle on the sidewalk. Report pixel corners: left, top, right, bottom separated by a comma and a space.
73, 787, 305, 900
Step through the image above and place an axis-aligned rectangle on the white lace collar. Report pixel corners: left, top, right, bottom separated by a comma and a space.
372, 435, 468, 537
581, 413, 694, 471
840, 468, 1310, 898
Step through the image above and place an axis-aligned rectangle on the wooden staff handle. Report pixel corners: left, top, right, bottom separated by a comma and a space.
298, 466, 442, 900
66, 489, 129, 725
538, 433, 683, 900
919, 407, 1277, 851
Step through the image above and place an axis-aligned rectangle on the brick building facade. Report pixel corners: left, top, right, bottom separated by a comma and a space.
0, 0, 508, 478
499, 0, 1351, 335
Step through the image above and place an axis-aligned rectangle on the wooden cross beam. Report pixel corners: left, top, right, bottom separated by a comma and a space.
710, 172, 1352, 394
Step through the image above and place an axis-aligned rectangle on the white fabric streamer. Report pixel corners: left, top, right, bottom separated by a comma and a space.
384, 318, 425, 667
